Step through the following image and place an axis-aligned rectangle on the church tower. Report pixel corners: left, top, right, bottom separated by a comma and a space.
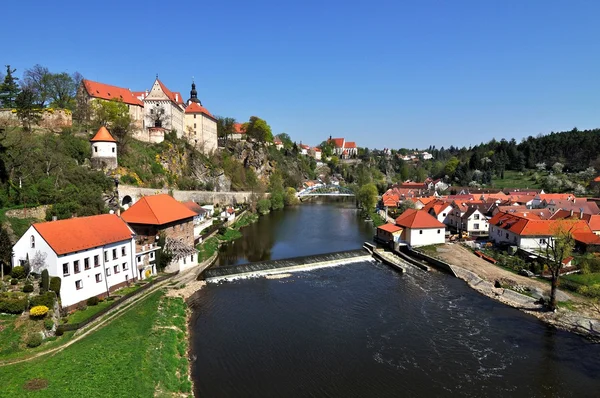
187, 80, 202, 105
90, 126, 118, 170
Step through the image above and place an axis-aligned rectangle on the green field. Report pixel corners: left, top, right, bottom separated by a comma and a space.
491, 170, 543, 189
563, 272, 600, 287
0, 291, 191, 397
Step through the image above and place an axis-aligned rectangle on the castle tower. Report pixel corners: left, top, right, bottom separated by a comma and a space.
90, 126, 118, 170
187, 80, 202, 105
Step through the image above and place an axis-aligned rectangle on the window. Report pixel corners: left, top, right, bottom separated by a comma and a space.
191, 254, 194, 262
75, 280, 83, 290
150, 252, 154, 259
474, 214, 480, 220
30, 235, 35, 248
122, 262, 128, 270
137, 256, 141, 263
94, 255, 100, 267
95, 273, 102, 283
112, 249, 117, 260
94, 146, 98, 153
419, 230, 423, 235
104, 251, 109, 262
114, 265, 120, 274
184, 257, 187, 265
506, 233, 509, 238
121, 247, 126, 257
84, 258, 90, 270
437, 229, 441, 234
63, 263, 69, 276
111, 147, 115, 153
106, 268, 111, 276
194, 123, 196, 128
539, 239, 546, 244
442, 213, 447, 217
194, 114, 196, 119
74, 260, 80, 273
474, 223, 480, 230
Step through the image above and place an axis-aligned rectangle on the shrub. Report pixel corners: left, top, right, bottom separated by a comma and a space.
30, 292, 55, 309
22, 283, 34, 293
41, 269, 49, 291
87, 296, 99, 306
55, 326, 64, 336
44, 319, 54, 330
3, 275, 11, 282
49, 277, 61, 296
25, 333, 43, 348
257, 199, 271, 214
10, 278, 18, 285
11, 266, 26, 279
0, 292, 28, 314
30, 305, 49, 318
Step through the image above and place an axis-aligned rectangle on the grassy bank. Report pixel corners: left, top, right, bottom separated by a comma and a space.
196, 211, 259, 262
0, 291, 191, 397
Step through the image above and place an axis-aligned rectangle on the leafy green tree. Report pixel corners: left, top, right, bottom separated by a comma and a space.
244, 116, 273, 142
48, 72, 77, 109
216, 116, 237, 143
257, 198, 271, 214
0, 226, 12, 281
91, 99, 132, 153
357, 183, 378, 212
397, 200, 416, 214
284, 187, 299, 206
0, 65, 20, 108
268, 171, 285, 210
15, 87, 42, 131
542, 221, 576, 311
277, 133, 293, 149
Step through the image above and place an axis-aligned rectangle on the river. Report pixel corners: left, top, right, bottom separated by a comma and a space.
189, 202, 600, 397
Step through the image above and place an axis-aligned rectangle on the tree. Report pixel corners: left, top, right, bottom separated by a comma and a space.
357, 183, 378, 212
0, 226, 12, 281
277, 133, 293, 149
397, 200, 416, 214
268, 171, 285, 210
552, 162, 564, 174
48, 72, 77, 109
216, 116, 236, 143
0, 65, 20, 108
91, 99, 133, 153
29, 250, 48, 276
23, 64, 51, 107
244, 116, 273, 142
542, 221, 576, 311
15, 87, 42, 131
284, 187, 299, 206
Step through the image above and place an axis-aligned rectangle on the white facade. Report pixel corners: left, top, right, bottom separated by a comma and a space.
184, 112, 218, 153
488, 224, 553, 250
12, 227, 136, 308
403, 227, 445, 247
91, 140, 116, 159
142, 79, 185, 137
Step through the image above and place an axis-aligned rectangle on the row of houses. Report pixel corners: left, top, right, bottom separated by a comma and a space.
11, 195, 233, 311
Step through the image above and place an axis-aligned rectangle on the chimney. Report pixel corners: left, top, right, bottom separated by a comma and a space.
175, 93, 178, 102
580, 208, 584, 219
570, 210, 574, 217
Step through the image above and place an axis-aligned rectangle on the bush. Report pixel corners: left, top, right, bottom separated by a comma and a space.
3, 275, 11, 282
25, 333, 43, 348
218, 227, 228, 235
0, 292, 28, 314
49, 277, 61, 296
30, 292, 55, 309
22, 283, 34, 293
41, 269, 49, 292
30, 305, 49, 318
11, 266, 26, 279
87, 296, 99, 306
257, 199, 271, 214
44, 319, 54, 330
55, 326, 64, 336
10, 278, 18, 285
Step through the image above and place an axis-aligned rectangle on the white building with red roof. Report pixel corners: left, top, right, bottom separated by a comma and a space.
12, 214, 137, 310
90, 126, 117, 170
327, 136, 358, 159
395, 209, 446, 247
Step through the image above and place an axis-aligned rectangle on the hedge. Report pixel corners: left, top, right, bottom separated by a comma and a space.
30, 292, 56, 309
0, 292, 28, 314
49, 277, 61, 296
11, 266, 25, 279
41, 269, 50, 291
25, 333, 43, 348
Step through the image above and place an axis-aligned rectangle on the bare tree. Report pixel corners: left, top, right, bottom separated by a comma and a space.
23, 64, 51, 107
29, 250, 48, 276
541, 220, 576, 311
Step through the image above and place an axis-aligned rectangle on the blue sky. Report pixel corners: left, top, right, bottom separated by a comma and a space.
2, 0, 599, 150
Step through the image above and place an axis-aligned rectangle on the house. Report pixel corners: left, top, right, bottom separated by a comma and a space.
375, 223, 403, 247
273, 137, 284, 150
90, 126, 117, 170
394, 209, 446, 247
201, 205, 215, 217
230, 123, 246, 140
11, 214, 136, 311
488, 212, 592, 250
183, 83, 217, 154
459, 205, 490, 237
310, 147, 322, 161
121, 194, 198, 273
182, 201, 210, 242
327, 136, 358, 158
137, 78, 186, 143
299, 144, 310, 155
79, 79, 144, 132
422, 200, 453, 225
531, 193, 575, 209
220, 206, 236, 223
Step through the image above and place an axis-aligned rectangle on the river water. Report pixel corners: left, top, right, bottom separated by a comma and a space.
189, 202, 600, 397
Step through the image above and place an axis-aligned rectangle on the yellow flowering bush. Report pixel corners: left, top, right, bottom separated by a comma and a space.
10, 109, 17, 113
29, 305, 49, 318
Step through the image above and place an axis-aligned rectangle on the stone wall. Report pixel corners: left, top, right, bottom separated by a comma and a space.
0, 108, 72, 130
119, 184, 261, 207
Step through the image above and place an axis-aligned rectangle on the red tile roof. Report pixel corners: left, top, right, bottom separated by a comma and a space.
156, 79, 184, 105
345, 141, 357, 148
378, 223, 403, 233
33, 214, 133, 255
184, 101, 214, 118
328, 138, 345, 148
182, 201, 204, 214
90, 126, 116, 143
573, 232, 600, 245
233, 123, 246, 134
395, 209, 445, 229
121, 194, 196, 225
82, 79, 143, 106
589, 215, 600, 231
489, 212, 592, 236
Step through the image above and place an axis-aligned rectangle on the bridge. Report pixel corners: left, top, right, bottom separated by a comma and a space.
297, 184, 355, 198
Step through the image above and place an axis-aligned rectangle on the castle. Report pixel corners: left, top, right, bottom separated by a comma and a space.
78, 77, 218, 154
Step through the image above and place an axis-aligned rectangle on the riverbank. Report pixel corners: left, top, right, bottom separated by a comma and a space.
427, 243, 600, 342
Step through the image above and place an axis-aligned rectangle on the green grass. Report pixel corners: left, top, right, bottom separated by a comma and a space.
218, 228, 242, 242
557, 301, 577, 311
368, 210, 385, 227
8, 217, 38, 238
197, 237, 219, 262
231, 212, 258, 229
563, 273, 600, 287
66, 300, 113, 324
491, 170, 544, 189
0, 291, 191, 397
0, 314, 23, 358
111, 284, 142, 297
417, 244, 444, 257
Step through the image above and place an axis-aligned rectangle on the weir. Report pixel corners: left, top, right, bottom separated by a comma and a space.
202, 249, 371, 282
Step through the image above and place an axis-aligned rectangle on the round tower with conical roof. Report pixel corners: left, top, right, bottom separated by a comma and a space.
90, 126, 118, 170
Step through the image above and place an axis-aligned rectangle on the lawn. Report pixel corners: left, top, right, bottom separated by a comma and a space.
491, 170, 543, 190
66, 300, 113, 324
197, 237, 219, 262
0, 291, 191, 397
563, 272, 600, 287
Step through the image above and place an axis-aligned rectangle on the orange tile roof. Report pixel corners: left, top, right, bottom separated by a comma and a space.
378, 223, 403, 233
329, 138, 345, 148
345, 141, 357, 148
184, 101, 214, 118
90, 126, 116, 143
588, 215, 600, 231
489, 212, 592, 236
83, 79, 143, 106
233, 123, 246, 134
33, 214, 133, 255
395, 209, 445, 229
156, 79, 184, 106
573, 232, 600, 245
383, 198, 398, 207
121, 194, 197, 225
594, 176, 600, 182
182, 201, 204, 214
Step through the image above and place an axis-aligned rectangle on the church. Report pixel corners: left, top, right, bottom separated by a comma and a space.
79, 77, 217, 154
